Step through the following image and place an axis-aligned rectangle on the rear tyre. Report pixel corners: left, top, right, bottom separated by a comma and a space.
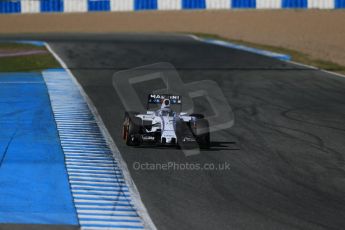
122, 111, 139, 139
123, 115, 142, 146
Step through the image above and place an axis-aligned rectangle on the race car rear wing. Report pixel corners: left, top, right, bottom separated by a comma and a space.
147, 94, 182, 105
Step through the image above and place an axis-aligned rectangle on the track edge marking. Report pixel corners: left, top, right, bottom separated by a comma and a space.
45, 43, 158, 230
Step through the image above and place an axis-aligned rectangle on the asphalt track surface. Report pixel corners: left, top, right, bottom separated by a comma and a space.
4, 34, 345, 230
44, 34, 345, 230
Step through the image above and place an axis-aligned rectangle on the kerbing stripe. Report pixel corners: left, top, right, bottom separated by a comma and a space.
77, 209, 139, 214
43, 69, 145, 230
71, 185, 129, 190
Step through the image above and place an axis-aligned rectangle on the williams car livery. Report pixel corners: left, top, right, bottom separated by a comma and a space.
122, 94, 210, 148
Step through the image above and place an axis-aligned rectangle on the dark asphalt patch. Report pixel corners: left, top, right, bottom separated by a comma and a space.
46, 34, 345, 230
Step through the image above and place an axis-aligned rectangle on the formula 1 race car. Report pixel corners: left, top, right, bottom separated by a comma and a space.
122, 94, 210, 148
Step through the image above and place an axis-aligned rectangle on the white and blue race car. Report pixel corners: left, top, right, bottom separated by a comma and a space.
122, 94, 210, 148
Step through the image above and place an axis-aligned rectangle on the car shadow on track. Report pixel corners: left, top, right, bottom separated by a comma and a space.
208, 141, 240, 151
131, 141, 239, 151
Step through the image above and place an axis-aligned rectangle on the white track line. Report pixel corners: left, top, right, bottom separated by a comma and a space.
43, 71, 144, 229
45, 43, 156, 230
188, 34, 345, 80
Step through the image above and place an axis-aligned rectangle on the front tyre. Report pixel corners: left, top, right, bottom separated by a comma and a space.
193, 119, 210, 149
175, 120, 198, 150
